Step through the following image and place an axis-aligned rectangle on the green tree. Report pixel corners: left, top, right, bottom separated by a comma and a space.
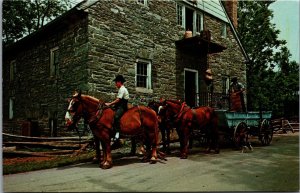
237, 0, 299, 118
2, 0, 72, 45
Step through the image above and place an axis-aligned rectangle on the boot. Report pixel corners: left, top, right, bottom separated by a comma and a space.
111, 124, 122, 149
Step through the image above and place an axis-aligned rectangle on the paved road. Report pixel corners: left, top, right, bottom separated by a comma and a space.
3, 133, 299, 192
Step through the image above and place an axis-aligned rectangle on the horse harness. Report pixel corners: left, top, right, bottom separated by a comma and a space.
175, 102, 197, 124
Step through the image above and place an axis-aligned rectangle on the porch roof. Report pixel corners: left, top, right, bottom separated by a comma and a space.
175, 35, 226, 55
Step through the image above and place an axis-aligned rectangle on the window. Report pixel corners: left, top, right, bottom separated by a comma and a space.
176, 4, 184, 27
137, 0, 147, 6
176, 3, 203, 35
50, 47, 59, 77
221, 23, 227, 38
222, 76, 230, 95
9, 98, 14, 119
195, 12, 203, 34
10, 60, 16, 81
136, 59, 151, 89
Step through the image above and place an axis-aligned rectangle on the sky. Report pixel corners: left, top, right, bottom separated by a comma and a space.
269, 0, 300, 63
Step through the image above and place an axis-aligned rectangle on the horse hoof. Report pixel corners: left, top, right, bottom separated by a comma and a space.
92, 157, 99, 164
149, 157, 157, 164
100, 162, 112, 169
180, 154, 188, 159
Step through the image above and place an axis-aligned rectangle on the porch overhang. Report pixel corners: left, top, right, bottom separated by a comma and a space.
175, 35, 227, 55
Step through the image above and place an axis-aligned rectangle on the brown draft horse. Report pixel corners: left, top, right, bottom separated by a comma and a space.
65, 91, 160, 169
161, 99, 220, 159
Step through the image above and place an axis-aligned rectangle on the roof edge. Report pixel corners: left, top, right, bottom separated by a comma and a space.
219, 0, 250, 63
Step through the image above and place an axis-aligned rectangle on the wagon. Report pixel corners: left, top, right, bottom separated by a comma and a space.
215, 110, 273, 147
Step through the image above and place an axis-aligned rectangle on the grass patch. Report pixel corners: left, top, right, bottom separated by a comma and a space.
3, 151, 95, 175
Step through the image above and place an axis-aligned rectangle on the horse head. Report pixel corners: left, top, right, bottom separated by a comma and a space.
65, 91, 84, 130
159, 99, 183, 124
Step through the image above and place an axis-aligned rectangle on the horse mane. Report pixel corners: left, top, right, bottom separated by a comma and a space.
81, 94, 103, 105
165, 99, 182, 106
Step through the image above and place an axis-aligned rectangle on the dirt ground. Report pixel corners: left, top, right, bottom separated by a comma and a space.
3, 132, 297, 167
3, 156, 55, 166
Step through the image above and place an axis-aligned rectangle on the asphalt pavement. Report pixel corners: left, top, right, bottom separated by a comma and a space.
3, 133, 299, 192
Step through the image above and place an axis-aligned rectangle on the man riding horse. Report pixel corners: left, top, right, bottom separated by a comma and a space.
105, 75, 129, 149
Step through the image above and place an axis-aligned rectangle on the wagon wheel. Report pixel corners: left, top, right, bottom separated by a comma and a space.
259, 119, 273, 145
233, 122, 248, 148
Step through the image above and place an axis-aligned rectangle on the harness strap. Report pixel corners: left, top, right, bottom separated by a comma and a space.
89, 103, 108, 125
175, 102, 189, 120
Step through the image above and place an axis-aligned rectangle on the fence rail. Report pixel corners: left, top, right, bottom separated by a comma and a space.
196, 92, 230, 109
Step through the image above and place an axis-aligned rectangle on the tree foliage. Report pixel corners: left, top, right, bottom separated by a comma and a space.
2, 0, 72, 45
237, 0, 299, 118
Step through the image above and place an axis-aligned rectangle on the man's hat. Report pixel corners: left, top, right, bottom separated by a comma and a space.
113, 75, 126, 83
231, 77, 237, 82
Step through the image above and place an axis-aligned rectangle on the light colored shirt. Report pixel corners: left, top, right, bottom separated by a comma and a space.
117, 85, 129, 100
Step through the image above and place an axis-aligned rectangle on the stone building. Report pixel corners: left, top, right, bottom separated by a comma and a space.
3, 0, 249, 136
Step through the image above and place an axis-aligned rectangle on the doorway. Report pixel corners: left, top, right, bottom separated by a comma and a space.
184, 69, 198, 107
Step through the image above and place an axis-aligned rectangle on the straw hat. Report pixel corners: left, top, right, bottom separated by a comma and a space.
205, 69, 213, 80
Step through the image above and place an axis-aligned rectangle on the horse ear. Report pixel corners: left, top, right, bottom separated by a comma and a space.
78, 90, 82, 97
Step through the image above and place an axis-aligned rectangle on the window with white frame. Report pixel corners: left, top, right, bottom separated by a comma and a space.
9, 98, 14, 119
136, 59, 151, 89
176, 4, 184, 27
195, 12, 203, 34
137, 0, 147, 6
222, 76, 230, 95
50, 47, 59, 77
10, 60, 16, 81
176, 3, 203, 35
221, 22, 227, 38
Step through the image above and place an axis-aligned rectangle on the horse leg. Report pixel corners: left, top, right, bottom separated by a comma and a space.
93, 136, 102, 163
181, 138, 189, 159
166, 126, 171, 154
160, 125, 167, 153
213, 129, 220, 154
130, 137, 137, 156
100, 140, 113, 169
181, 127, 190, 159
175, 127, 183, 156
188, 132, 193, 149
150, 132, 158, 164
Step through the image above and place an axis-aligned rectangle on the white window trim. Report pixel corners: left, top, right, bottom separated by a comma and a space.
184, 68, 199, 106
135, 59, 153, 93
222, 75, 230, 94
137, 0, 148, 6
50, 47, 59, 77
177, 3, 186, 28
221, 23, 227, 38
177, 3, 203, 35
10, 60, 16, 81
9, 98, 14, 120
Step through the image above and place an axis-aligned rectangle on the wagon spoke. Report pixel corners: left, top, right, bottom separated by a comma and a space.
259, 119, 273, 145
233, 122, 248, 149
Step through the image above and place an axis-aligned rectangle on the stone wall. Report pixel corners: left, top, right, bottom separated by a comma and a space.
3, 12, 89, 135
86, 1, 183, 104
2, 0, 246, 136
205, 15, 246, 91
